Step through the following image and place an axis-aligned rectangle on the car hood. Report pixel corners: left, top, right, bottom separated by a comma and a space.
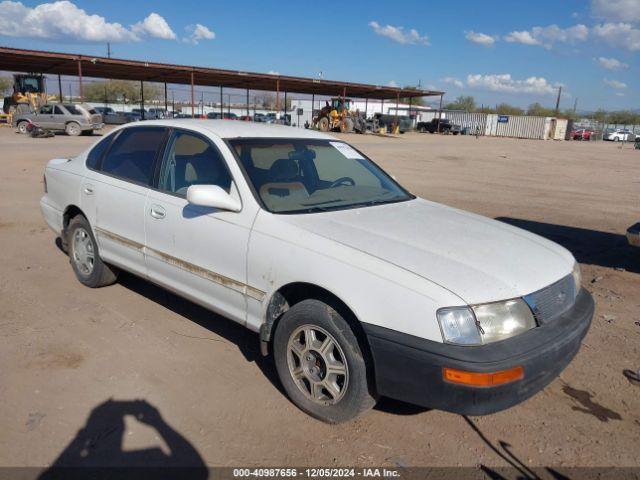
281, 198, 574, 304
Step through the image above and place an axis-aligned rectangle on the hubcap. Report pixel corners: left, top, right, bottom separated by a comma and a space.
72, 227, 95, 276
287, 325, 348, 405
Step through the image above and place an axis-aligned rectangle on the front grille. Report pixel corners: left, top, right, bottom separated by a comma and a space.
523, 274, 577, 324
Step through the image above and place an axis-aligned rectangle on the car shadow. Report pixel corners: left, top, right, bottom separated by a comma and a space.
496, 217, 640, 274
38, 398, 208, 479
116, 272, 285, 396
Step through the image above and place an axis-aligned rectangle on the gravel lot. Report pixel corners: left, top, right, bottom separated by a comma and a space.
0, 126, 638, 471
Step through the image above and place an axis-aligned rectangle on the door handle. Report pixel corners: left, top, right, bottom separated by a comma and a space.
83, 184, 94, 195
149, 205, 166, 219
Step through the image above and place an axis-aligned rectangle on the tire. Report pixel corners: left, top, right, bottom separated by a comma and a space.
273, 299, 376, 423
419, 126, 426, 133
614, 137, 620, 142
81, 130, 94, 136
340, 118, 354, 134
67, 215, 118, 288
317, 117, 330, 132
65, 122, 81, 136
17, 121, 28, 134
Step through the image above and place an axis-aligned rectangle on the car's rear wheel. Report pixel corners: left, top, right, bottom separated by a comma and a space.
17, 121, 28, 134
273, 299, 376, 423
65, 122, 81, 136
67, 215, 118, 288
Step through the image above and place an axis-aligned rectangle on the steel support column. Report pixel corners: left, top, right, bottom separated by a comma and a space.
58, 74, 63, 102
140, 80, 145, 120
190, 71, 195, 118
77, 59, 83, 102
164, 82, 168, 114
220, 86, 223, 117
275, 79, 280, 119
246, 89, 250, 117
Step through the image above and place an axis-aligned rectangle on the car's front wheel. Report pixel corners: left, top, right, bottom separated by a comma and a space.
273, 299, 376, 423
67, 215, 118, 288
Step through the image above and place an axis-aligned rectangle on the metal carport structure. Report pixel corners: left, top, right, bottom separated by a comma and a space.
0, 46, 443, 119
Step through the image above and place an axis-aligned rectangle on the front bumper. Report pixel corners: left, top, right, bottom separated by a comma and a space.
363, 288, 594, 415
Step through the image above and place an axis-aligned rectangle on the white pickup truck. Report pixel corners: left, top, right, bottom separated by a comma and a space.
40, 120, 594, 423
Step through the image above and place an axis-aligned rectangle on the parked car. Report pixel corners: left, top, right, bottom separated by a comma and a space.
417, 118, 462, 134
94, 107, 135, 125
253, 113, 266, 122
570, 128, 595, 141
122, 112, 142, 122
605, 129, 633, 141
239, 115, 253, 122
147, 108, 168, 119
40, 120, 593, 423
13, 103, 103, 136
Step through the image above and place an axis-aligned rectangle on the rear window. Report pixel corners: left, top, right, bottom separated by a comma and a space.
100, 127, 166, 185
64, 105, 82, 115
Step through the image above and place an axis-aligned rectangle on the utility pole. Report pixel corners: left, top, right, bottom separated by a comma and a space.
573, 97, 578, 113
107, 43, 111, 58
554, 86, 562, 116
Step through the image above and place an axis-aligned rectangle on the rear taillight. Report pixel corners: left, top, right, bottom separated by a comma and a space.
43, 174, 47, 193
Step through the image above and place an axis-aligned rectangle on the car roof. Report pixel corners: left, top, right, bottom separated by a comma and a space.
132, 119, 336, 140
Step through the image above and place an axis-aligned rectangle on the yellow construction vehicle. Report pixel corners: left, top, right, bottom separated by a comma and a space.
2, 74, 53, 119
312, 97, 366, 134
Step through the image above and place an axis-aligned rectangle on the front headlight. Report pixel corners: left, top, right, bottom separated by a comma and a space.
572, 262, 581, 296
437, 298, 536, 345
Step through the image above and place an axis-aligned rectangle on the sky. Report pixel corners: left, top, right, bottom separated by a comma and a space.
0, 0, 638, 111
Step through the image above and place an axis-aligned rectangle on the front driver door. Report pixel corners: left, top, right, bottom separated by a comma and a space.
144, 128, 254, 324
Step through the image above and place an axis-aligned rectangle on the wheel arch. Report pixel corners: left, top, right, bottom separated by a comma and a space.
260, 282, 376, 388
61, 205, 87, 248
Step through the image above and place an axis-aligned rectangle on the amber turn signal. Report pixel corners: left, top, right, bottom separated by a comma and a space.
443, 366, 524, 387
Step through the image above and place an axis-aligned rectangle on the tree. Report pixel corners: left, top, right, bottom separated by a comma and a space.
399, 86, 426, 106
83, 80, 162, 104
526, 102, 556, 117
0, 75, 13, 95
495, 103, 524, 115
444, 95, 476, 112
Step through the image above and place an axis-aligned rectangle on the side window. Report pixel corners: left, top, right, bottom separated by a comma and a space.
86, 134, 114, 170
158, 130, 232, 196
54, 105, 64, 115
40, 105, 53, 114
101, 127, 166, 185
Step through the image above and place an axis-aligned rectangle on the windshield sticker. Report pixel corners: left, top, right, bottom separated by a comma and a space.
329, 142, 364, 160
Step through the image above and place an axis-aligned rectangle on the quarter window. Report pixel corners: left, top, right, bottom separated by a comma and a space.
101, 127, 166, 185
158, 130, 232, 196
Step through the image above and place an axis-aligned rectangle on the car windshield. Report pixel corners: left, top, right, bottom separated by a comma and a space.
229, 138, 413, 214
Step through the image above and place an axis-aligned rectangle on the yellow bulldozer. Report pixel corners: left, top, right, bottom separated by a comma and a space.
2, 74, 54, 124
312, 97, 366, 134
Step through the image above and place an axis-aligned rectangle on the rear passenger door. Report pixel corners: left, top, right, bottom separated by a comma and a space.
84, 126, 167, 277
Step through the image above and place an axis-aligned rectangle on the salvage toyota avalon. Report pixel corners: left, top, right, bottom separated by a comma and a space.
40, 120, 594, 423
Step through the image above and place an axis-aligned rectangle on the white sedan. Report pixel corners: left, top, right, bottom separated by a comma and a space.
605, 129, 633, 141
40, 120, 594, 423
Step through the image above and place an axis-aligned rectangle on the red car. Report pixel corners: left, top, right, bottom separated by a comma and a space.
570, 128, 595, 141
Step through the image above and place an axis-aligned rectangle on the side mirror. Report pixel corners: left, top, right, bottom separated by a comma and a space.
186, 185, 241, 212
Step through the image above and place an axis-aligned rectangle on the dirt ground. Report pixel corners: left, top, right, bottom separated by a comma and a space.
0, 126, 638, 471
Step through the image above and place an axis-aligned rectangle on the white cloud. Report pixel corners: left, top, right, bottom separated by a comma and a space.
442, 77, 464, 88
604, 78, 627, 89
465, 31, 497, 46
267, 70, 279, 75
615, 92, 625, 96
467, 73, 558, 95
184, 23, 215, 44
0, 1, 180, 42
591, 0, 640, 23
504, 24, 588, 48
592, 22, 640, 51
368, 21, 429, 45
594, 56, 629, 70
387, 80, 399, 87
132, 12, 176, 40
0, 0, 136, 41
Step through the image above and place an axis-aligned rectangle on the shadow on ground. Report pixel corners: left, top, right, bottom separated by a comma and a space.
38, 399, 208, 479
496, 217, 640, 274
117, 272, 283, 394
